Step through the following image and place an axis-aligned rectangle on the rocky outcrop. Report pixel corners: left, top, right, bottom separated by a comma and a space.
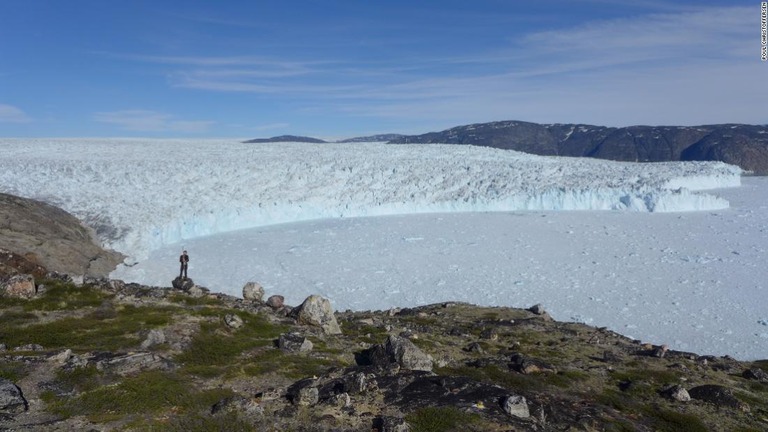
0, 378, 27, 417
388, 120, 768, 174
0, 193, 124, 277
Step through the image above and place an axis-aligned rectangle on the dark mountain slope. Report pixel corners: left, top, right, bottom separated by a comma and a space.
389, 121, 768, 173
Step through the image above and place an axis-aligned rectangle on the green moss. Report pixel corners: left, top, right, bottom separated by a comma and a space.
167, 293, 224, 307
406, 406, 482, 432
0, 360, 28, 382
23, 282, 110, 311
0, 305, 175, 352
646, 408, 709, 432
176, 312, 287, 367
0, 309, 37, 327
243, 348, 339, 380
54, 365, 105, 393
143, 412, 258, 432
48, 371, 191, 421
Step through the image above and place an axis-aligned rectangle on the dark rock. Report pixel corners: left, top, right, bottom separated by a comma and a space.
527, 304, 546, 315
0, 378, 27, 415
278, 332, 314, 353
509, 353, 557, 375
171, 277, 195, 291
287, 378, 319, 406
743, 368, 768, 382
266, 295, 285, 309
376, 335, 433, 371
688, 385, 749, 412
464, 342, 485, 354
372, 415, 410, 432
480, 328, 498, 340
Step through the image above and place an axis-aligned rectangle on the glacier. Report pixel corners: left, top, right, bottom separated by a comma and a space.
0, 139, 741, 261
2, 138, 767, 360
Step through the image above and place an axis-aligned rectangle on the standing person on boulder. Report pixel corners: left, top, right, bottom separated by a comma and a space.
179, 250, 189, 279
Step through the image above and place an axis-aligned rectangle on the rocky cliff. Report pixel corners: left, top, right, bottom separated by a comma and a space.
0, 193, 123, 279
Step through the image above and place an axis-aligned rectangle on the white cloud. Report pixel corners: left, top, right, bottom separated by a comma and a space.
0, 104, 31, 123
93, 110, 214, 133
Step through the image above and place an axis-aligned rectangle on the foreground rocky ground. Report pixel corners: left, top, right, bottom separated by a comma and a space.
1, 251, 767, 431
1, 193, 767, 431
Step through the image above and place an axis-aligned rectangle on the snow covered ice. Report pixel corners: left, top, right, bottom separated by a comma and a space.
2, 138, 766, 360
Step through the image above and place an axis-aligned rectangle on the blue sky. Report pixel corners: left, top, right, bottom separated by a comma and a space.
0, 0, 764, 138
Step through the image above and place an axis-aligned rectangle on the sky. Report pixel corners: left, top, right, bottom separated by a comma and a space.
0, 0, 765, 139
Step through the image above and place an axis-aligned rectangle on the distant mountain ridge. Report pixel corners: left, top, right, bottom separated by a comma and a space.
337, 134, 406, 143
388, 120, 768, 174
243, 120, 768, 174
243, 135, 327, 144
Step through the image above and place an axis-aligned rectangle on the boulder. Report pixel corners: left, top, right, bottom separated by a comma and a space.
527, 304, 546, 315
660, 385, 690, 402
171, 277, 195, 291
373, 416, 410, 432
1, 274, 36, 299
287, 379, 319, 406
242, 281, 265, 302
510, 353, 557, 375
385, 335, 433, 371
743, 368, 768, 382
187, 285, 209, 298
0, 378, 27, 415
503, 395, 530, 418
278, 333, 314, 353
688, 385, 749, 412
266, 295, 285, 309
292, 295, 342, 335
224, 314, 244, 329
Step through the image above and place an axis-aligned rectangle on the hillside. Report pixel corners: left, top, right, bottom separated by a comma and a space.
387, 120, 768, 174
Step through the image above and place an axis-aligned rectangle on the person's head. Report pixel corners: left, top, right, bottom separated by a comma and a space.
183, 250, 187, 254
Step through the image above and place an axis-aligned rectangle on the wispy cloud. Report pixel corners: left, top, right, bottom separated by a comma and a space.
0, 104, 31, 123
93, 110, 214, 133
111, 5, 762, 129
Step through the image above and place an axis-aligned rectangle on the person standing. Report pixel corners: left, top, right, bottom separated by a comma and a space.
179, 250, 189, 279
